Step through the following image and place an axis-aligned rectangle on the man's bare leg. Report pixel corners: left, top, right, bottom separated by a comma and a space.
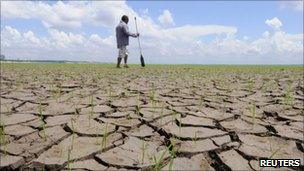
124, 54, 129, 68
117, 57, 122, 68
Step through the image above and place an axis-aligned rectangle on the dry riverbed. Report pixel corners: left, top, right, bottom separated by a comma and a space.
0, 63, 303, 170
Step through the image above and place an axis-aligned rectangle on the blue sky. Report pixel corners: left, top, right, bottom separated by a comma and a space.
1, 1, 303, 64
128, 1, 303, 37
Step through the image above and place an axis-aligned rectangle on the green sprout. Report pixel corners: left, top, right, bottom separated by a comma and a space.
249, 102, 256, 127
42, 165, 46, 171
70, 118, 76, 150
149, 87, 156, 109
168, 138, 177, 171
141, 140, 148, 164
159, 102, 165, 127
283, 83, 294, 106
90, 94, 94, 106
198, 96, 204, 108
223, 99, 227, 112
88, 95, 94, 126
67, 147, 72, 171
269, 147, 282, 160
55, 86, 61, 102
152, 147, 168, 171
108, 88, 113, 102
149, 84, 156, 101
268, 137, 288, 159
136, 93, 141, 116
247, 80, 254, 92
261, 138, 288, 171
4, 105, 11, 115
0, 122, 5, 144
101, 123, 109, 150
38, 98, 47, 141
0, 122, 7, 156
261, 82, 268, 93
67, 91, 73, 103
172, 111, 177, 125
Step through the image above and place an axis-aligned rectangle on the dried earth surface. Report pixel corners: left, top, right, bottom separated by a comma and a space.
0, 63, 303, 170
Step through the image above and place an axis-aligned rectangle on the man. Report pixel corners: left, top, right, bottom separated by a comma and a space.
115, 15, 139, 68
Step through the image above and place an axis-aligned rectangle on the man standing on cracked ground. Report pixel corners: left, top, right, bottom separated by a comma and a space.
115, 15, 139, 68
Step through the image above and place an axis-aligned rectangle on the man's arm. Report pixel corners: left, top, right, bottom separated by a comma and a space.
122, 24, 138, 37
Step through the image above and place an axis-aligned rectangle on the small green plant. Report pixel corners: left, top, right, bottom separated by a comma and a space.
171, 111, 177, 125
88, 95, 94, 126
149, 87, 156, 109
0, 122, 7, 156
55, 86, 61, 102
152, 147, 168, 171
247, 80, 254, 92
42, 165, 46, 171
261, 139, 288, 171
38, 99, 47, 141
283, 83, 294, 106
108, 88, 113, 102
136, 93, 141, 116
261, 82, 269, 93
89, 94, 94, 106
141, 140, 148, 164
178, 115, 182, 135
5, 105, 11, 115
149, 84, 156, 101
67, 90, 75, 103
268, 138, 287, 159
269, 146, 282, 159
159, 102, 165, 127
101, 123, 109, 150
249, 102, 256, 127
73, 102, 78, 116
0, 122, 5, 144
168, 138, 177, 171
198, 96, 204, 108
70, 118, 76, 150
67, 147, 72, 171
223, 99, 227, 112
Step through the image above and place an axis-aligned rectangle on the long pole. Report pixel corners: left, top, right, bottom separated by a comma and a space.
134, 17, 142, 56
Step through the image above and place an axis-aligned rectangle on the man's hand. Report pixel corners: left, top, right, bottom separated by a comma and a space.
132, 33, 139, 38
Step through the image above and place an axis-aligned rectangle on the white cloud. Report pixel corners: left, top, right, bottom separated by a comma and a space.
48, 29, 85, 48
1, 1, 85, 30
163, 25, 237, 41
89, 34, 103, 43
1, 26, 115, 61
23, 31, 40, 44
265, 17, 283, 30
1, 1, 303, 64
89, 34, 114, 46
141, 8, 149, 15
263, 31, 270, 38
1, 1, 136, 30
158, 10, 175, 27
279, 1, 303, 11
88, 1, 137, 28
2, 26, 21, 40
2, 24, 303, 64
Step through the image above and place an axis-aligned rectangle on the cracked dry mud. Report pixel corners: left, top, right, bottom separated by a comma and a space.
0, 63, 303, 170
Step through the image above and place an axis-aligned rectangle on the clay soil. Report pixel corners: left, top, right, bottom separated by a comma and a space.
0, 63, 303, 170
